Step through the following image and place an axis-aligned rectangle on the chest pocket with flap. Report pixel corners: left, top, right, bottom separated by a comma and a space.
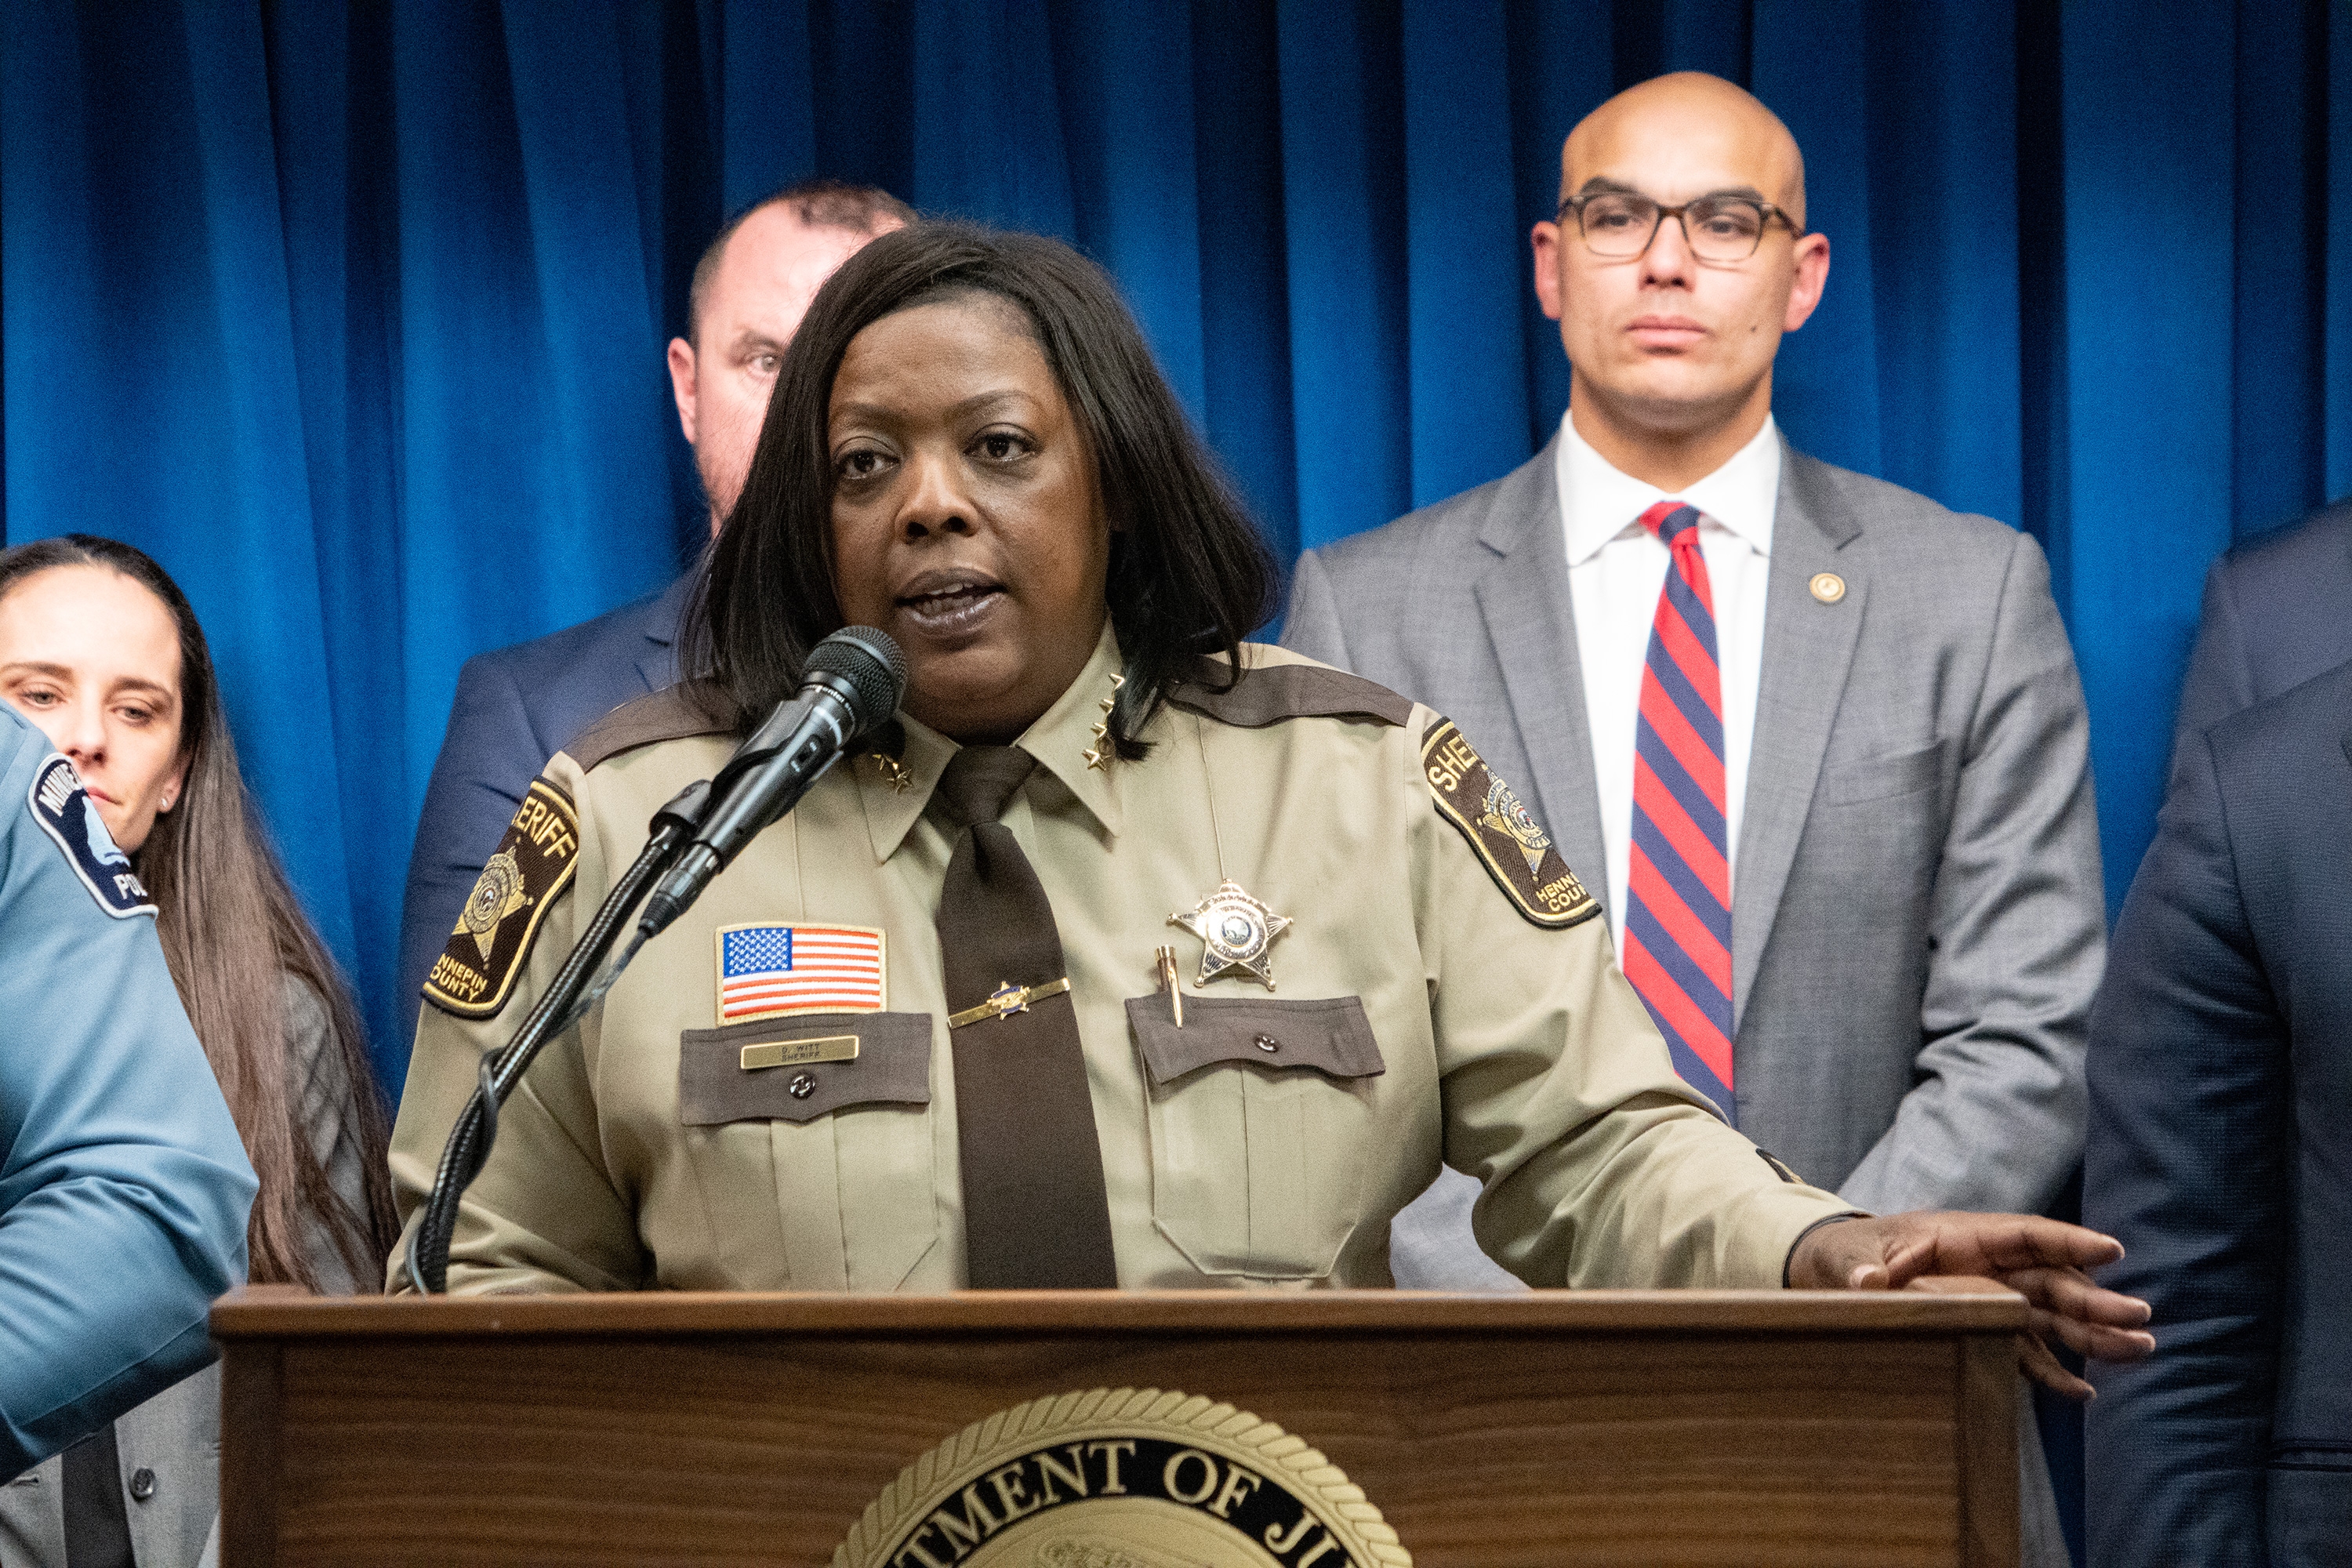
1124, 995, 1385, 1281
677, 1011, 938, 1291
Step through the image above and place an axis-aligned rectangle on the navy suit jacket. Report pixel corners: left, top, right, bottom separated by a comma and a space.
2169, 498, 2352, 784
2085, 653, 2352, 1566
397, 575, 690, 1026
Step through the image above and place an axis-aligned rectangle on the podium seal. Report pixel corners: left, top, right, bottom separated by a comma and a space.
833, 1387, 1410, 1568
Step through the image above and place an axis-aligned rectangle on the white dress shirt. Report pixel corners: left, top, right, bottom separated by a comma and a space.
1555, 411, 1780, 948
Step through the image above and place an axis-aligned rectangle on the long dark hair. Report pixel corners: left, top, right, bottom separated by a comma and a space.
684, 222, 1278, 755
0, 536, 397, 1291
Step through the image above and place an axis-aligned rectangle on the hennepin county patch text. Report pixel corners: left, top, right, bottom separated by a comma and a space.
1421, 719, 1597, 929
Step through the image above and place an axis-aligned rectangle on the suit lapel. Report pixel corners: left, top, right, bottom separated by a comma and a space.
1470, 437, 1610, 909
636, 573, 693, 693
1733, 444, 1865, 1026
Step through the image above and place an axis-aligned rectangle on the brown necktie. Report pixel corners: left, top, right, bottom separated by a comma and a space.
931, 746, 1118, 1288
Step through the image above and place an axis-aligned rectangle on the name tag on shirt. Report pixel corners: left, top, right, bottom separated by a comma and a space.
740, 1035, 861, 1072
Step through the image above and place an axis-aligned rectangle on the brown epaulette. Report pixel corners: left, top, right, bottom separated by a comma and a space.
1164, 655, 1413, 730
561, 681, 732, 773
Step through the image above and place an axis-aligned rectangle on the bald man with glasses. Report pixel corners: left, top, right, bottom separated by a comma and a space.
1284, 72, 2102, 1566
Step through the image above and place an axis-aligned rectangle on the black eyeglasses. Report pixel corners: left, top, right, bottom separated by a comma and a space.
1556, 190, 1802, 263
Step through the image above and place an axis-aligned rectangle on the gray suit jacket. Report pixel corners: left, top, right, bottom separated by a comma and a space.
0, 1370, 223, 1568
1283, 435, 2102, 1220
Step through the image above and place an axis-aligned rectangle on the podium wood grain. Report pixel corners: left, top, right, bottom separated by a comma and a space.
213, 1287, 2024, 1568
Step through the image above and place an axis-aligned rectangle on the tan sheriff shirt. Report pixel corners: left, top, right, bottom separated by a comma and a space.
390, 626, 1853, 1293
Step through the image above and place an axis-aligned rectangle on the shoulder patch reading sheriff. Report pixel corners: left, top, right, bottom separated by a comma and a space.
423, 778, 580, 1018
28, 753, 156, 918
1422, 717, 1599, 929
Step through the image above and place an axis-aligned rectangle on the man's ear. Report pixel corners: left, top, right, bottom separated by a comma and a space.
666, 337, 700, 445
1531, 220, 1567, 322
1782, 231, 1831, 335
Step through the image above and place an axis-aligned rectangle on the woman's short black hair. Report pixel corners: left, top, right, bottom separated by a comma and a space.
683, 221, 1278, 754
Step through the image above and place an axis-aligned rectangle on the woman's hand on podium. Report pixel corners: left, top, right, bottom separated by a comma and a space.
1785, 1211, 2156, 1400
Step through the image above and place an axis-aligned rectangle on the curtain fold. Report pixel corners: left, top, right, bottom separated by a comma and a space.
1277, 0, 1413, 550
2056, 3, 2240, 910
3, 0, 2344, 1105
1401, 0, 1532, 513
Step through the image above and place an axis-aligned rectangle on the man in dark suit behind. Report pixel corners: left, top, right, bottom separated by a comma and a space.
397, 180, 911, 1017
2084, 495, 2352, 1568
2166, 497, 2352, 780
2085, 651, 2352, 1567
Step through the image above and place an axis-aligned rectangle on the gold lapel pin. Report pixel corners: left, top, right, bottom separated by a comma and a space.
1809, 572, 1846, 604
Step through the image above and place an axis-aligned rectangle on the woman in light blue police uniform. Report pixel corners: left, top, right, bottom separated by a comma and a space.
0, 700, 255, 1478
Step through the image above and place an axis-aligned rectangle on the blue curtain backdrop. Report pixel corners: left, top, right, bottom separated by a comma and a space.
7, 5, 2345, 1556
6, 0, 2349, 1081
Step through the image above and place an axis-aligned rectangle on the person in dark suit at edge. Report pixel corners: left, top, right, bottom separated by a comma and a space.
397, 180, 913, 1018
2083, 496, 2352, 1568
1279, 73, 2102, 1566
2164, 496, 2352, 782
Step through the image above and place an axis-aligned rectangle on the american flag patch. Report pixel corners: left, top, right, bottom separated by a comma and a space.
714, 923, 887, 1024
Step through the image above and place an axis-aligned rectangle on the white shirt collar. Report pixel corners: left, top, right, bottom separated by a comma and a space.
1555, 408, 1783, 567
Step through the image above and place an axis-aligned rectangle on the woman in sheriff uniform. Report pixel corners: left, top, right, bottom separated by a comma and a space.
387, 224, 2152, 1385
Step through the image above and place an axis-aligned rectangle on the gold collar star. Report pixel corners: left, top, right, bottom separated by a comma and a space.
863, 720, 913, 792
1082, 672, 1126, 772
1171, 879, 1291, 989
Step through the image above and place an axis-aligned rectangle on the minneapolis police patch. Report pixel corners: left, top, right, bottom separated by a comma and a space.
1421, 717, 1598, 930
423, 778, 580, 1018
29, 754, 155, 919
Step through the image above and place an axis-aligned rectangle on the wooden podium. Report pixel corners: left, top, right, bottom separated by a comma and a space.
212, 1286, 2024, 1567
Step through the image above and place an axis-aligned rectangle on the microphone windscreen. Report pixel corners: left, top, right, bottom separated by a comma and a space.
807, 626, 908, 731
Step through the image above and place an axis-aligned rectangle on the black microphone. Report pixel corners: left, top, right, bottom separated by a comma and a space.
637, 626, 906, 940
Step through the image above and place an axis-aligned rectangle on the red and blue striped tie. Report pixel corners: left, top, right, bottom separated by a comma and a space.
1623, 501, 1736, 1123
